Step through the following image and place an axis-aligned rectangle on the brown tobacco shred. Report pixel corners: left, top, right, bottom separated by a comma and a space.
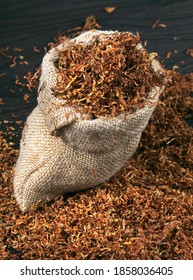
0, 70, 193, 260
82, 15, 102, 32
24, 67, 41, 91
23, 93, 30, 102
33, 46, 41, 53
19, 60, 29, 65
53, 32, 164, 118
15, 75, 25, 87
152, 19, 160, 28
165, 51, 172, 59
186, 48, 193, 58
0, 98, 5, 105
10, 57, 17, 68
158, 23, 167, 28
152, 19, 167, 28
0, 46, 12, 60
12, 47, 24, 52
51, 15, 101, 47
104, 6, 116, 14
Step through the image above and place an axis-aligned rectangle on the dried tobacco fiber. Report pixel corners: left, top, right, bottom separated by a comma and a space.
13, 30, 166, 211
53, 32, 163, 117
1, 70, 193, 260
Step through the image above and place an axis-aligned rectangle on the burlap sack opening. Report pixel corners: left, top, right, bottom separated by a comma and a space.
38, 30, 164, 153
14, 30, 166, 211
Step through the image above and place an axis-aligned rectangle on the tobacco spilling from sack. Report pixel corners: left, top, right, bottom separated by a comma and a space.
0, 16, 193, 259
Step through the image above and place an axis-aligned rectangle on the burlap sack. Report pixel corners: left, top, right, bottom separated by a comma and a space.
14, 30, 165, 211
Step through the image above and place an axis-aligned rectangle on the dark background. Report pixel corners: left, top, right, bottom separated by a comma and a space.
0, 0, 193, 147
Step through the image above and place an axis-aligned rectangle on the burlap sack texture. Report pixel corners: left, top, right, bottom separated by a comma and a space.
14, 30, 166, 211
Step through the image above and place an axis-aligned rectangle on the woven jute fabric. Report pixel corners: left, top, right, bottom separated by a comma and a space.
14, 30, 165, 211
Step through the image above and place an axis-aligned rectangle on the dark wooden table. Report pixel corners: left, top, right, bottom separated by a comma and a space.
1, 0, 193, 147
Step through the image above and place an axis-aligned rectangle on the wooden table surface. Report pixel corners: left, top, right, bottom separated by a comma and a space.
0, 0, 193, 146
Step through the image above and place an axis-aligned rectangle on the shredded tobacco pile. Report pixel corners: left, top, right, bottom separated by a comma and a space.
53, 32, 163, 117
1, 70, 193, 260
